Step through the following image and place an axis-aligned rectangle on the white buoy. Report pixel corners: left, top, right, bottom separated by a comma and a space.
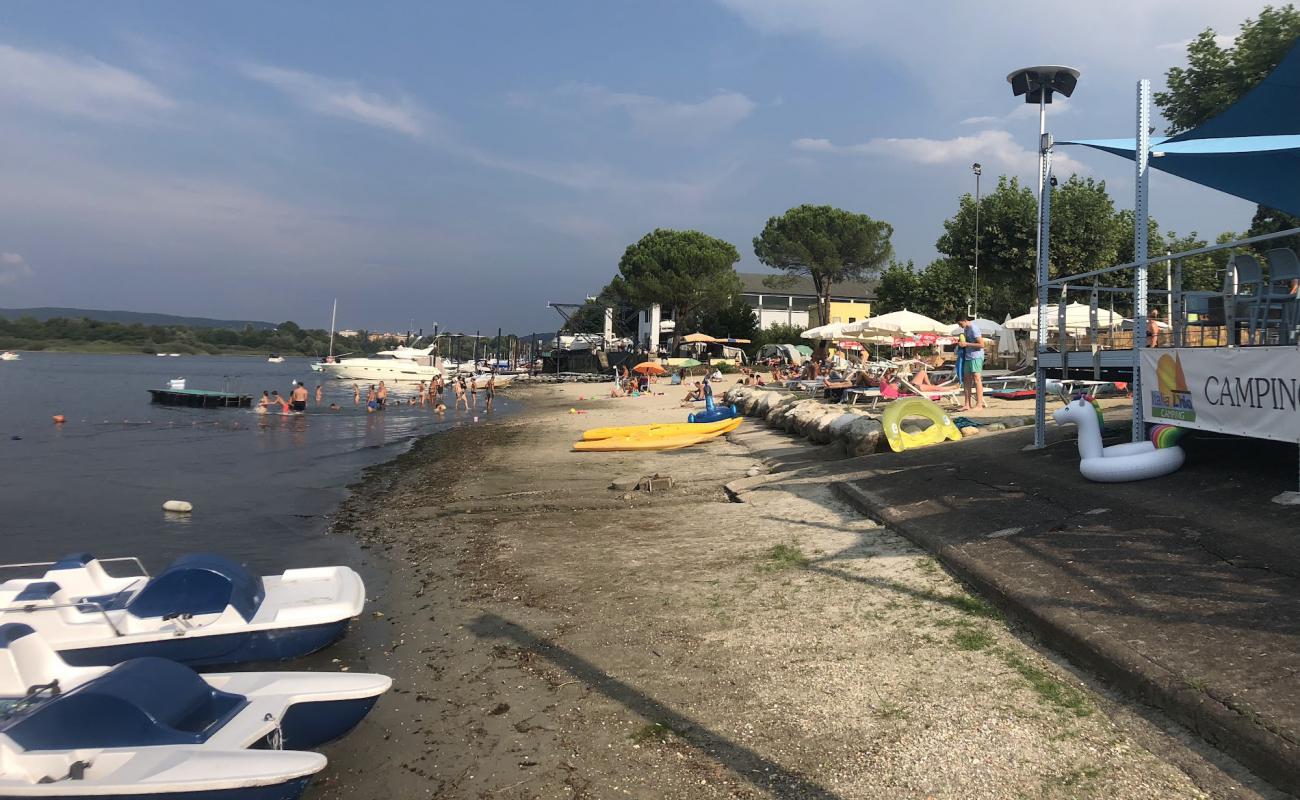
162, 500, 193, 513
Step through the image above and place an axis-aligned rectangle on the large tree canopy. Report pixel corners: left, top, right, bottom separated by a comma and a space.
1155, 6, 1300, 248
616, 228, 741, 347
752, 204, 893, 325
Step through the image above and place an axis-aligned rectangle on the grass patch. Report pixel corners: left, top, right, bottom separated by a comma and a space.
915, 557, 940, 576
759, 543, 810, 572
998, 650, 1092, 717
872, 701, 910, 720
952, 627, 996, 651
1184, 675, 1210, 693
630, 722, 677, 744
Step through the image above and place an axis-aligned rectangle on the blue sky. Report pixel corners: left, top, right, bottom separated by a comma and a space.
0, 0, 1274, 332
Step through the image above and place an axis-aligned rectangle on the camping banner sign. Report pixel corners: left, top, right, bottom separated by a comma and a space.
1140, 346, 1300, 443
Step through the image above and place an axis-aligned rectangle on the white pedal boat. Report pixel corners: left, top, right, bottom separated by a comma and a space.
0, 622, 386, 798
0, 555, 365, 667
0, 623, 391, 751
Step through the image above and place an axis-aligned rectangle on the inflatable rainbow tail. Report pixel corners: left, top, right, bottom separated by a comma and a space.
1149, 423, 1187, 449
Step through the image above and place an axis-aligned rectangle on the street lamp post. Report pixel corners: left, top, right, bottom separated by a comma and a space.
972, 162, 982, 319
1007, 65, 1080, 448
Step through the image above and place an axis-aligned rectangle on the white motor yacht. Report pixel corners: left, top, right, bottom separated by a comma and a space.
318, 344, 442, 383
0, 352, 19, 361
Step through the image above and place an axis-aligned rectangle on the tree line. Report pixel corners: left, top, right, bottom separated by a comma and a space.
568, 8, 1297, 348
0, 316, 398, 356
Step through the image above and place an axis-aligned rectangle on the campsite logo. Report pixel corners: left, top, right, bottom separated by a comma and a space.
1150, 353, 1196, 422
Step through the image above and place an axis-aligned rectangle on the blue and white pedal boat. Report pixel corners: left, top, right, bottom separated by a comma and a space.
0, 555, 365, 667
0, 623, 391, 799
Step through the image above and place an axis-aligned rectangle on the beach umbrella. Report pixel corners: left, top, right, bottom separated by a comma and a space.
800, 322, 853, 340
845, 309, 950, 336
1004, 303, 1123, 332
678, 358, 702, 368
948, 318, 1018, 356
632, 362, 666, 375
835, 339, 864, 351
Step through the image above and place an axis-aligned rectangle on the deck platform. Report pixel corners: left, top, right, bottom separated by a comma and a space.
147, 388, 251, 408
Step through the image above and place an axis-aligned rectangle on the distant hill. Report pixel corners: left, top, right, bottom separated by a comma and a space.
0, 307, 277, 330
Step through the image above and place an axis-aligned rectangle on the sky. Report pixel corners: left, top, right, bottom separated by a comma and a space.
0, 0, 1278, 332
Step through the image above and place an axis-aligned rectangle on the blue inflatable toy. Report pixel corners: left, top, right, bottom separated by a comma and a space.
688, 394, 738, 423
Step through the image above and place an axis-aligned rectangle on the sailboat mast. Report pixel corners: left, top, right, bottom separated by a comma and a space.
328, 299, 337, 358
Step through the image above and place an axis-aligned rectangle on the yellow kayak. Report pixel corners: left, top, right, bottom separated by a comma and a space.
582, 417, 741, 441
573, 432, 715, 452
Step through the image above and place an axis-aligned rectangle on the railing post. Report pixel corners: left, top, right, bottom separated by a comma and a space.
1132, 79, 1151, 443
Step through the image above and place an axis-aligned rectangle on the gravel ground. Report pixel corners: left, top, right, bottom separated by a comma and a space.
306, 381, 1263, 799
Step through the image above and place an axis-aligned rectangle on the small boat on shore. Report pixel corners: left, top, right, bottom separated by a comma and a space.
0, 622, 390, 750
0, 553, 365, 667
267, 354, 285, 364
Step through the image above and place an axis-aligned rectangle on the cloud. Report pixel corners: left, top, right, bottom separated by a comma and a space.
1157, 33, 1237, 50
552, 83, 757, 143
961, 97, 1073, 126
792, 129, 1086, 174
0, 44, 172, 121
239, 63, 428, 137
0, 253, 33, 284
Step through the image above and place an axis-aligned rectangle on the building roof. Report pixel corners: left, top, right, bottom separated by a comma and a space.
737, 272, 877, 300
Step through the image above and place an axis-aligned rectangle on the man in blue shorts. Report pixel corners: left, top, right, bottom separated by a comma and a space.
955, 314, 987, 410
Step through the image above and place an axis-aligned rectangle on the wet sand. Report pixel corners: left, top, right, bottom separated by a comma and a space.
306, 381, 1262, 799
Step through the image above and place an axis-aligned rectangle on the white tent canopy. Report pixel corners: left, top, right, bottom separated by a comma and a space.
843, 309, 950, 336
1004, 303, 1125, 332
947, 318, 1019, 356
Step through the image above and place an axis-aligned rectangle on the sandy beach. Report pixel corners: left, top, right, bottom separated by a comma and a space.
307, 380, 1266, 800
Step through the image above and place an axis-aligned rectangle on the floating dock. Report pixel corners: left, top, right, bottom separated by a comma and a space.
147, 388, 252, 408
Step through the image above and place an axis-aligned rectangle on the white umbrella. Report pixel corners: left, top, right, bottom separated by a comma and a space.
801, 322, 854, 340
1005, 303, 1124, 332
948, 318, 1019, 356
844, 309, 950, 336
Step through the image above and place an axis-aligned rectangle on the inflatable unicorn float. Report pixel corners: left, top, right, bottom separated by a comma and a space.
1053, 395, 1185, 482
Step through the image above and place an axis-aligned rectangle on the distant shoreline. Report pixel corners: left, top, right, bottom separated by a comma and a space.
0, 346, 322, 357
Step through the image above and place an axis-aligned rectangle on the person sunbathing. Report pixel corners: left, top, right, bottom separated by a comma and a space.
680, 382, 703, 405
910, 368, 937, 390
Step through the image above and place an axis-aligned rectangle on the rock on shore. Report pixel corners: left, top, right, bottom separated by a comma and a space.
726, 387, 885, 456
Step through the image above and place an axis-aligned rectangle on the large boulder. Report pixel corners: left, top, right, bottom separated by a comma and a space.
845, 417, 886, 456
784, 401, 826, 435
807, 410, 849, 443
766, 395, 803, 426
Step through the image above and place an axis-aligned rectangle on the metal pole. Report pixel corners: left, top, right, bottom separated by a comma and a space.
973, 166, 982, 318
1132, 79, 1151, 443
1033, 93, 1052, 448
327, 298, 337, 359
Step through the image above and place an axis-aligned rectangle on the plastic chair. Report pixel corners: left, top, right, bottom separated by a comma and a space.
1263, 248, 1300, 344
1227, 253, 1265, 343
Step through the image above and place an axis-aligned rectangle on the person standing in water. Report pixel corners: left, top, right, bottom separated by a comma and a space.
377, 381, 388, 409
290, 381, 309, 412
353, 383, 361, 405
416, 381, 427, 407
314, 384, 323, 404
454, 377, 468, 410
468, 375, 477, 407
484, 374, 496, 411
258, 391, 272, 411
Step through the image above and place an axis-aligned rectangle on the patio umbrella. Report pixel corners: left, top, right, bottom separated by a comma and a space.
632, 362, 666, 375
845, 309, 950, 336
800, 322, 853, 340
678, 358, 702, 368
948, 318, 1019, 356
1004, 303, 1124, 332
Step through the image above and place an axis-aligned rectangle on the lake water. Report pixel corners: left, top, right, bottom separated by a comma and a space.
0, 353, 502, 573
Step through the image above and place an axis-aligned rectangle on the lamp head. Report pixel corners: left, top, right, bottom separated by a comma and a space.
1007, 65, 1080, 104
972, 162, 982, 175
